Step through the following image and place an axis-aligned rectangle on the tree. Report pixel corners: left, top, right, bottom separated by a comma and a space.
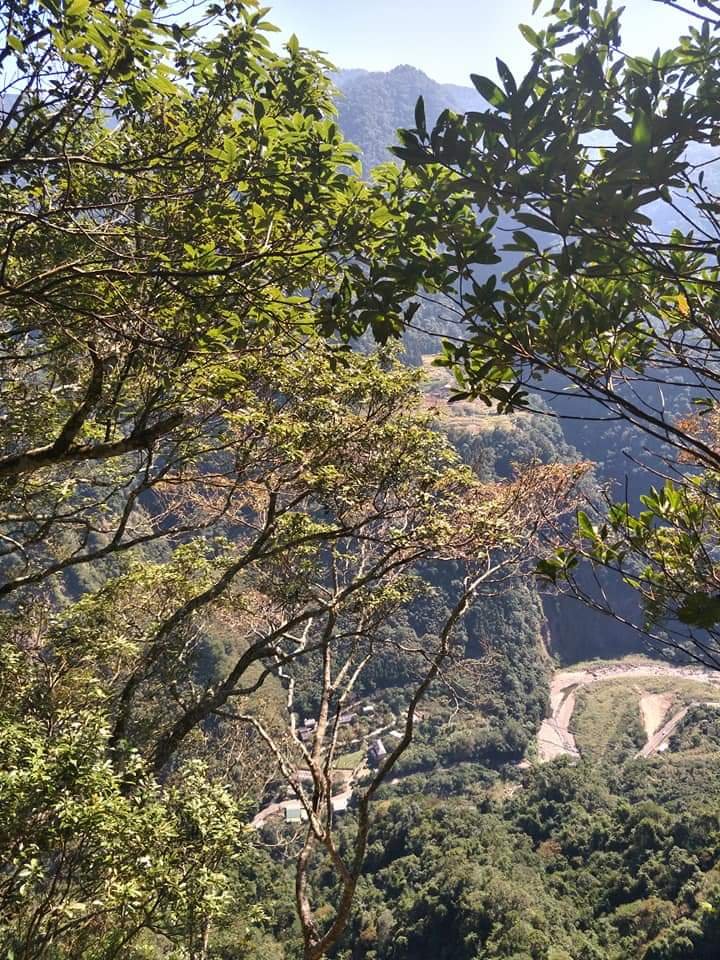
0, 648, 259, 960
0, 338, 585, 958
0, 3, 588, 956
0, 0, 424, 599
380, 0, 720, 667
248, 457, 583, 960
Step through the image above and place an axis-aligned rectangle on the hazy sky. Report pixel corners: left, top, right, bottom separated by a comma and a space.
265, 0, 694, 86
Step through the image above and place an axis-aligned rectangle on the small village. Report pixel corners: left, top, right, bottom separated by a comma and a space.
252, 699, 407, 829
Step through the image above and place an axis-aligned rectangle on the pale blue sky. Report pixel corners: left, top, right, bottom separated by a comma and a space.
265, 0, 693, 85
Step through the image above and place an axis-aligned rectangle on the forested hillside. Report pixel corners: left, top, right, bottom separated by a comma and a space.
3, 2, 720, 960
334, 66, 480, 172
333, 65, 651, 665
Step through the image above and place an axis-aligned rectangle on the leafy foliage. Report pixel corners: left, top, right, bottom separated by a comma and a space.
8, 1, 720, 958
376, 0, 720, 666
0, 639, 258, 958
2, 2, 577, 955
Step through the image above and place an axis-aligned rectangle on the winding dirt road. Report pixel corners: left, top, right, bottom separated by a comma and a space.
538, 661, 720, 763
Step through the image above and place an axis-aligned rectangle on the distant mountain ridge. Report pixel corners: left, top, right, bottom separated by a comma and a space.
333, 65, 481, 172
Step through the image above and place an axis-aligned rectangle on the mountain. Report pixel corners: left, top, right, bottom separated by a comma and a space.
333, 65, 481, 172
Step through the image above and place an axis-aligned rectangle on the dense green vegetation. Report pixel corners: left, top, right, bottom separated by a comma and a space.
255, 720, 720, 959
344, 757, 720, 960
4, 0, 720, 958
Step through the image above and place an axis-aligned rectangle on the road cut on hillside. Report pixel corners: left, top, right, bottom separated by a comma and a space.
537, 661, 720, 763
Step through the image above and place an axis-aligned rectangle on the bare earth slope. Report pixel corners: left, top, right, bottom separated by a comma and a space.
639, 692, 675, 741
538, 661, 720, 762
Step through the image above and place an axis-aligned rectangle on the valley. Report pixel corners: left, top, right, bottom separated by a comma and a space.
5, 2, 720, 959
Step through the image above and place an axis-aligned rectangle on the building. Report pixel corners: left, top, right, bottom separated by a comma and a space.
285, 801, 307, 824
367, 738, 388, 767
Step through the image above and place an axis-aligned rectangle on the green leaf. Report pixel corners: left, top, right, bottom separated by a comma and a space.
519, 23, 542, 50
515, 211, 558, 234
144, 73, 178, 97
510, 230, 539, 252
495, 58, 517, 96
414, 96, 426, 137
536, 558, 561, 582
66, 0, 90, 15
389, 145, 426, 165
470, 74, 507, 109
577, 510, 595, 540
631, 108, 652, 153
677, 592, 720, 629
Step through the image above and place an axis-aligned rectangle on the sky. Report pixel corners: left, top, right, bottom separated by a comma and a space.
264, 0, 694, 86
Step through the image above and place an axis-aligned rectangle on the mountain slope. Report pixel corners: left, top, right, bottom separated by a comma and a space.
334, 65, 480, 172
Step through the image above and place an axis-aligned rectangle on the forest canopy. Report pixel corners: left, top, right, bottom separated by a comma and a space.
4, 1, 720, 959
